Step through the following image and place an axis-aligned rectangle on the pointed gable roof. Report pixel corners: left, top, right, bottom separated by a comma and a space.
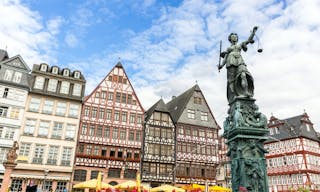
266, 113, 319, 142
0, 54, 31, 71
83, 61, 144, 112
145, 99, 169, 121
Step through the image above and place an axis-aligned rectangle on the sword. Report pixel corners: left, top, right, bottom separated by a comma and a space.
218, 40, 222, 72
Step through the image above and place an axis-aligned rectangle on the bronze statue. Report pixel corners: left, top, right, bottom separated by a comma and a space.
218, 26, 258, 103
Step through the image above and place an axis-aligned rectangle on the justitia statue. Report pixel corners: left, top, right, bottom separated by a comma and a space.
218, 26, 269, 192
218, 26, 258, 104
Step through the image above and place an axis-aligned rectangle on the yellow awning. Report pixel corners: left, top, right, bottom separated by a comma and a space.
150, 184, 185, 192
73, 179, 112, 189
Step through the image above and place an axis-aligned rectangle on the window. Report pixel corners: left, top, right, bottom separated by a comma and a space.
137, 114, 142, 124
116, 92, 121, 102
34, 76, 45, 89
42, 100, 54, 114
108, 168, 121, 178
187, 109, 195, 119
81, 124, 87, 135
114, 111, 120, 121
24, 119, 36, 135
101, 91, 106, 99
91, 107, 97, 118
112, 128, 118, 139
69, 104, 79, 118
95, 92, 100, 98
32, 144, 45, 164
127, 95, 132, 104
65, 124, 76, 139
9, 108, 19, 119
47, 79, 58, 92
136, 131, 141, 141
269, 128, 274, 135
56, 182, 67, 192
0, 106, 8, 117
63, 69, 69, 76
129, 131, 134, 141
106, 109, 112, 120
4, 70, 13, 81
121, 93, 127, 103
11, 179, 22, 192
121, 112, 127, 122
74, 71, 81, 78
73, 83, 82, 96
29, 97, 41, 112
86, 145, 92, 155
84, 106, 90, 116
89, 125, 95, 136
130, 113, 136, 123
19, 143, 31, 157
56, 102, 66, 116
0, 148, 8, 163
96, 126, 102, 137
194, 97, 202, 104
108, 92, 114, 100
120, 130, 126, 140
3, 88, 9, 98
40, 64, 47, 71
60, 81, 70, 94
3, 127, 15, 139
124, 170, 136, 179
52, 122, 63, 139
90, 171, 99, 179
306, 124, 312, 132
38, 121, 50, 137
61, 147, 72, 166
47, 146, 59, 165
13, 72, 22, 83
52, 67, 58, 74
99, 108, 105, 119
74, 170, 87, 181
104, 127, 110, 138
201, 112, 208, 121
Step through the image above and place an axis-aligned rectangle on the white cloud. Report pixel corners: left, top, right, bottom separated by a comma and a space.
65, 33, 79, 47
90, 0, 320, 131
0, 0, 59, 65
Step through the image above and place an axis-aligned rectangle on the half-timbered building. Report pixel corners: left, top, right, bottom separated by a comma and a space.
265, 112, 320, 192
73, 62, 144, 187
166, 85, 220, 186
141, 99, 176, 187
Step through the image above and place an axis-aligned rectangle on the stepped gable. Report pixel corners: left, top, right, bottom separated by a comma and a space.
266, 112, 319, 142
145, 98, 170, 122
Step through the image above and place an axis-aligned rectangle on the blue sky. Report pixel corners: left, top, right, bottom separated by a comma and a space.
1, 0, 320, 130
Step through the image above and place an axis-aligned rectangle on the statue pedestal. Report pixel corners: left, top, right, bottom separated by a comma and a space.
0, 162, 17, 192
223, 98, 269, 192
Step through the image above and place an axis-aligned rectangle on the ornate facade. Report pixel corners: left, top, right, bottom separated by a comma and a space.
141, 99, 176, 187
14, 63, 85, 192
265, 113, 320, 192
0, 51, 30, 186
73, 62, 144, 187
166, 85, 220, 186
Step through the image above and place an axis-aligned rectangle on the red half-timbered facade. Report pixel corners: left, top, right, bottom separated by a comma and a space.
166, 85, 220, 186
72, 62, 144, 187
265, 113, 320, 192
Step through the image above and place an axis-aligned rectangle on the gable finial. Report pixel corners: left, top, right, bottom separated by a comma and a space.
118, 57, 121, 62
195, 80, 198, 84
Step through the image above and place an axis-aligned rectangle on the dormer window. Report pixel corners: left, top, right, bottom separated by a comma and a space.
40, 64, 48, 72
52, 67, 58, 74
306, 124, 311, 132
63, 69, 69, 77
74, 71, 80, 79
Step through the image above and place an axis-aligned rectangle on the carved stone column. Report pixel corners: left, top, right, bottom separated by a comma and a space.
0, 162, 17, 192
223, 98, 269, 192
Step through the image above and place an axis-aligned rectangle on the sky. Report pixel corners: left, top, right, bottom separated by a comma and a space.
1, 0, 320, 132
